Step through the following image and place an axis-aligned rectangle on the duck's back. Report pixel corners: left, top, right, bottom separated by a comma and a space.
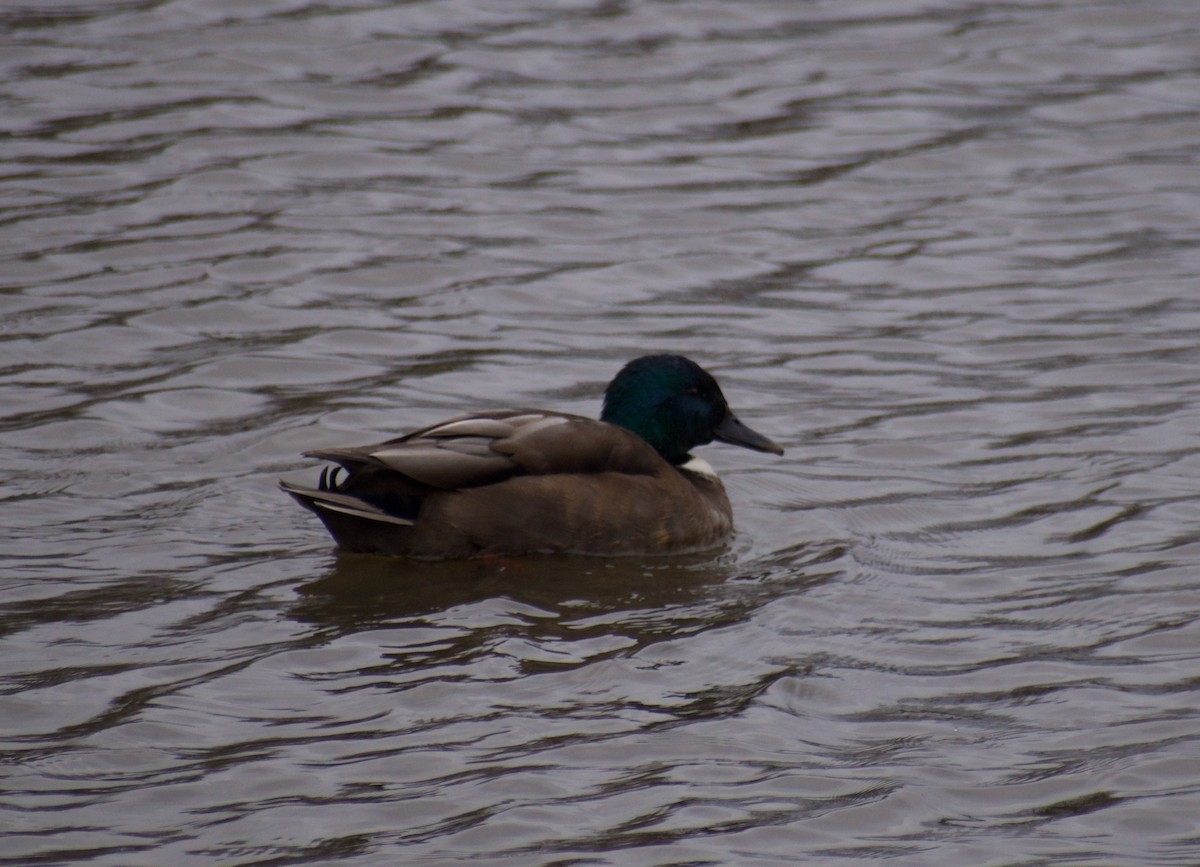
281, 410, 733, 558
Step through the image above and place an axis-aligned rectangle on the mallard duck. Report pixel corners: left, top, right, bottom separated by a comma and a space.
280, 354, 783, 558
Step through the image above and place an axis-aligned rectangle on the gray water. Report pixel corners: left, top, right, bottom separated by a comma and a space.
3, 1, 1200, 864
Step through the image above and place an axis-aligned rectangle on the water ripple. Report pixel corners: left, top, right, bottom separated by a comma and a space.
3, 0, 1200, 864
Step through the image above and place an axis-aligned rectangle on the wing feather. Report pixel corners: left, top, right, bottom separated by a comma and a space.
368, 444, 516, 489
304, 409, 663, 491
279, 480, 415, 526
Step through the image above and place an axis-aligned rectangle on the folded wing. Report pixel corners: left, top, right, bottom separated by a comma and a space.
305, 409, 662, 491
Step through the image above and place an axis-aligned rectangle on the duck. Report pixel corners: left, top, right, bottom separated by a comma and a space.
280, 354, 783, 558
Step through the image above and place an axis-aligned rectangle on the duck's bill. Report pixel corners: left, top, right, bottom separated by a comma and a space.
714, 413, 784, 456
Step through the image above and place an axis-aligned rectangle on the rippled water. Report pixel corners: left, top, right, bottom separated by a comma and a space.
4, 1, 1200, 863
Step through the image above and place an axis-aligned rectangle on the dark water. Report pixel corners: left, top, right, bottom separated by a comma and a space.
3, 1, 1200, 863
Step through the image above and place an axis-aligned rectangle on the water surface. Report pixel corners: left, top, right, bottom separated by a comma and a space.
3, 1, 1200, 864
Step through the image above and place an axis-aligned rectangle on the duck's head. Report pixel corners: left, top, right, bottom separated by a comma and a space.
601, 354, 784, 465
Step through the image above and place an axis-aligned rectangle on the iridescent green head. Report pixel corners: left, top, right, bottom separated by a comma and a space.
601, 354, 783, 465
